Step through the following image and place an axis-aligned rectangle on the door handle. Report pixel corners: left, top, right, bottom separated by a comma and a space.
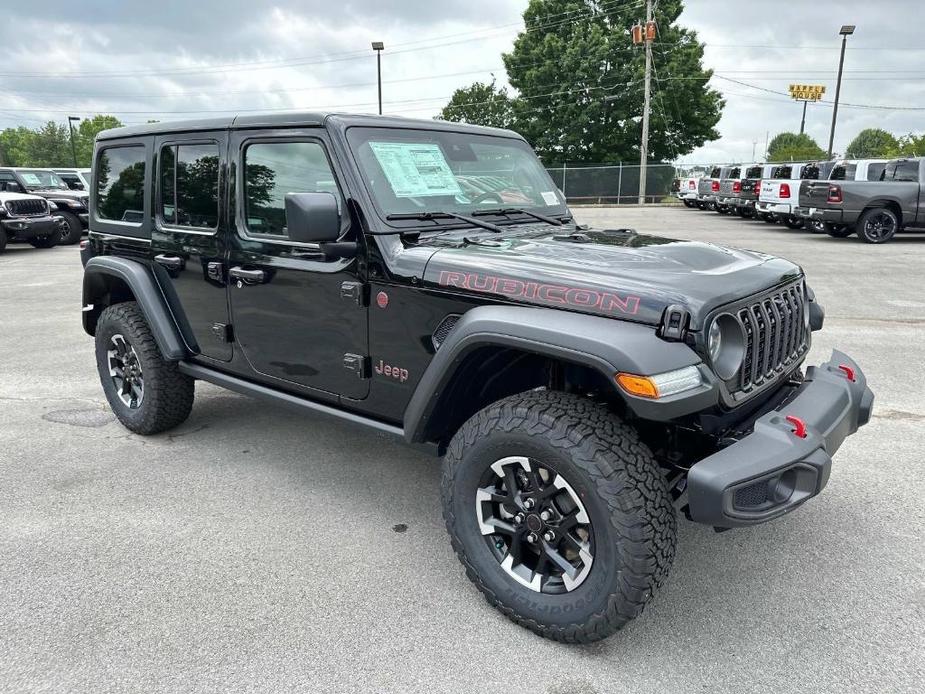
229, 267, 266, 285
154, 254, 184, 270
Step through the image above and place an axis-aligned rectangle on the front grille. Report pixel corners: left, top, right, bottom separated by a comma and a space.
734, 281, 808, 396
6, 198, 48, 216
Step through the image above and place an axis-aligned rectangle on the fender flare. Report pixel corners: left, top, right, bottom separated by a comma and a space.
82, 256, 188, 360
402, 305, 714, 444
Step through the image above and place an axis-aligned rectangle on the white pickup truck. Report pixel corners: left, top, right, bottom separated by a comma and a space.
756, 162, 835, 229
794, 159, 888, 234
675, 173, 702, 207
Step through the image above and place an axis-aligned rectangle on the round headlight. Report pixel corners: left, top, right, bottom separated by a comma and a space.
707, 314, 746, 381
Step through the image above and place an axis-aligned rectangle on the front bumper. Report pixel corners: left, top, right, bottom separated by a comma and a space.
1, 215, 59, 240
686, 350, 873, 528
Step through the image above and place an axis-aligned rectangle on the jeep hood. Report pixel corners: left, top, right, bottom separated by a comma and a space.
421, 228, 802, 328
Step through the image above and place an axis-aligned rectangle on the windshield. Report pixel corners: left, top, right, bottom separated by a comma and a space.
17, 169, 68, 189
346, 127, 566, 225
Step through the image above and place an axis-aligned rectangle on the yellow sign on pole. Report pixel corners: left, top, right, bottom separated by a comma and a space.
788, 84, 826, 101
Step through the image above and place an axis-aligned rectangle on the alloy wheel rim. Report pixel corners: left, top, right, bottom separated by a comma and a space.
866, 212, 895, 240
108, 334, 144, 408
59, 219, 74, 242
476, 456, 594, 594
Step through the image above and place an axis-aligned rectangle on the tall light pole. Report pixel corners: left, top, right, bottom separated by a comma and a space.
827, 24, 855, 158
371, 41, 384, 115
637, 0, 654, 204
67, 116, 80, 167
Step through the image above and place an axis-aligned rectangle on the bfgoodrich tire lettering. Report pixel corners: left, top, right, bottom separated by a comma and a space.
441, 390, 676, 643
95, 301, 194, 435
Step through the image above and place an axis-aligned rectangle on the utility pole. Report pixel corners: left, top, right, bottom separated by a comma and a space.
799, 100, 808, 134
67, 116, 80, 167
752, 141, 757, 161
637, 0, 653, 204
827, 25, 855, 158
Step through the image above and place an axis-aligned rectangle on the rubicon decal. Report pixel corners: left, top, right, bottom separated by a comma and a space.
438, 271, 641, 316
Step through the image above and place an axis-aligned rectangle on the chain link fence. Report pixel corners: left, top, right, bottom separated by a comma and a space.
544, 163, 685, 205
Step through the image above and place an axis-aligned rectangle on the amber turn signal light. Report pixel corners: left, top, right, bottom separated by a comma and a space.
615, 373, 659, 399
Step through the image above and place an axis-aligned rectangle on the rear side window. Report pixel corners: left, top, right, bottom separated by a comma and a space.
772, 166, 792, 178
243, 141, 342, 238
893, 160, 920, 182
96, 146, 146, 223
160, 143, 220, 229
800, 164, 820, 180
729, 167, 740, 178
709, 167, 721, 177
867, 163, 886, 181
830, 163, 856, 181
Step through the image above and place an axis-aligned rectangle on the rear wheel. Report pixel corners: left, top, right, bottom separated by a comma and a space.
784, 216, 804, 229
761, 213, 777, 224
29, 228, 62, 248
442, 391, 676, 643
857, 207, 898, 244
827, 225, 854, 238
56, 210, 83, 245
683, 199, 696, 208
716, 205, 729, 215
95, 302, 195, 434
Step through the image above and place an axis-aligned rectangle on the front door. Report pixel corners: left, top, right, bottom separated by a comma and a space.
226, 129, 368, 399
150, 131, 232, 361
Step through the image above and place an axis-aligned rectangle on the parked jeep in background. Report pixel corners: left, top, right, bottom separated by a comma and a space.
799, 157, 925, 243
0, 167, 89, 244
0, 189, 63, 253
80, 113, 873, 643
53, 167, 92, 191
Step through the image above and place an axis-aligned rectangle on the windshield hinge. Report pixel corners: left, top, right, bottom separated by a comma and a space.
659, 305, 690, 342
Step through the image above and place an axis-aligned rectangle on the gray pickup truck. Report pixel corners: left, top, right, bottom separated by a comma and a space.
696, 165, 731, 210
799, 157, 924, 243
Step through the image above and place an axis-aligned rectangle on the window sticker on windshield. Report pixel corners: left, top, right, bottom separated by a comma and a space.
369, 142, 462, 198
20, 173, 41, 185
541, 191, 559, 206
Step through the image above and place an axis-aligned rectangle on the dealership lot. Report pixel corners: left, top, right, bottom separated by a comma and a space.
0, 207, 922, 693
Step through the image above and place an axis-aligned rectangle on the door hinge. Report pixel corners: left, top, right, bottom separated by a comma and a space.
343, 353, 370, 379
340, 281, 366, 306
211, 323, 234, 343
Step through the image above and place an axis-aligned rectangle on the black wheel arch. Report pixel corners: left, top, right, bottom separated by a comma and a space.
861, 199, 903, 226
83, 256, 191, 360
402, 306, 714, 447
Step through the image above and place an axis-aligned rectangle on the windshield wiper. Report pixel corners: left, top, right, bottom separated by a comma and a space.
471, 207, 565, 226
386, 211, 503, 233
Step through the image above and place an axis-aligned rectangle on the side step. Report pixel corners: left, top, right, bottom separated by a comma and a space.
178, 361, 405, 439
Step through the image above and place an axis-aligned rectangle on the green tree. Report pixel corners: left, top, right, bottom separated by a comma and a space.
767, 132, 826, 161
438, 79, 515, 130
845, 128, 899, 159
897, 133, 925, 156
0, 126, 34, 166
75, 115, 124, 166
440, 0, 722, 164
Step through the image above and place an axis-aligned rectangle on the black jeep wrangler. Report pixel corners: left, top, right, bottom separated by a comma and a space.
0, 168, 89, 245
80, 114, 874, 643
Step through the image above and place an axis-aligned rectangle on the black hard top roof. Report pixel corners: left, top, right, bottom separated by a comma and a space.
96, 112, 522, 142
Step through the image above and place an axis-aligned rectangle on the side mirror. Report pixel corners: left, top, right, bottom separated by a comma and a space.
1, 181, 22, 193
285, 192, 341, 244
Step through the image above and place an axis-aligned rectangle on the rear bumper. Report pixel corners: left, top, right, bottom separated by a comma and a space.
686, 350, 873, 528
795, 206, 847, 224
756, 201, 793, 215
678, 191, 698, 200
734, 198, 756, 208
1, 215, 58, 240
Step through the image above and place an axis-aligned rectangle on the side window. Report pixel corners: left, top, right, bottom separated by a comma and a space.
96, 146, 146, 223
160, 143, 220, 229
894, 160, 920, 182
830, 164, 856, 181
243, 141, 341, 238
867, 163, 886, 181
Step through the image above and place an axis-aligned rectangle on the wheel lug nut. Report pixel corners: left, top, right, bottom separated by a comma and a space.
539, 510, 551, 521
524, 498, 535, 510
514, 513, 524, 525
543, 531, 555, 542
526, 532, 537, 544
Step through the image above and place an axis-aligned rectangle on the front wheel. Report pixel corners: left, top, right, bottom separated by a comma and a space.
95, 301, 195, 434
441, 391, 676, 643
857, 207, 898, 243
29, 228, 62, 248
56, 210, 83, 245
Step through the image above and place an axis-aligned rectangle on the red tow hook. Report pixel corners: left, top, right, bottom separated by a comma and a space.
785, 415, 808, 439
838, 364, 857, 382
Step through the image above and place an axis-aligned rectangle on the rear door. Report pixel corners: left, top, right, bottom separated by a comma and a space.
151, 131, 232, 361
225, 128, 368, 399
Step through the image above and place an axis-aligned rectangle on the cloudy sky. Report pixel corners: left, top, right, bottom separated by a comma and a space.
0, 0, 921, 164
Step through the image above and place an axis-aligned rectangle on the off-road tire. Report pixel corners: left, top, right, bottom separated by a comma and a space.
56, 210, 83, 245
441, 390, 676, 643
0, 228, 6, 254
857, 207, 899, 244
95, 301, 194, 435
29, 228, 62, 248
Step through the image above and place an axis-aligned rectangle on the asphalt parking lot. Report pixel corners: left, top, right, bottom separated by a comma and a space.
1, 206, 922, 693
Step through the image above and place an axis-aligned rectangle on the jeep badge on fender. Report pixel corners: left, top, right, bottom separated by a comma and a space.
79, 112, 874, 643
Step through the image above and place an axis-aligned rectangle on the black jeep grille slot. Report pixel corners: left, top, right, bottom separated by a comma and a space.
735, 281, 808, 395
6, 198, 48, 216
